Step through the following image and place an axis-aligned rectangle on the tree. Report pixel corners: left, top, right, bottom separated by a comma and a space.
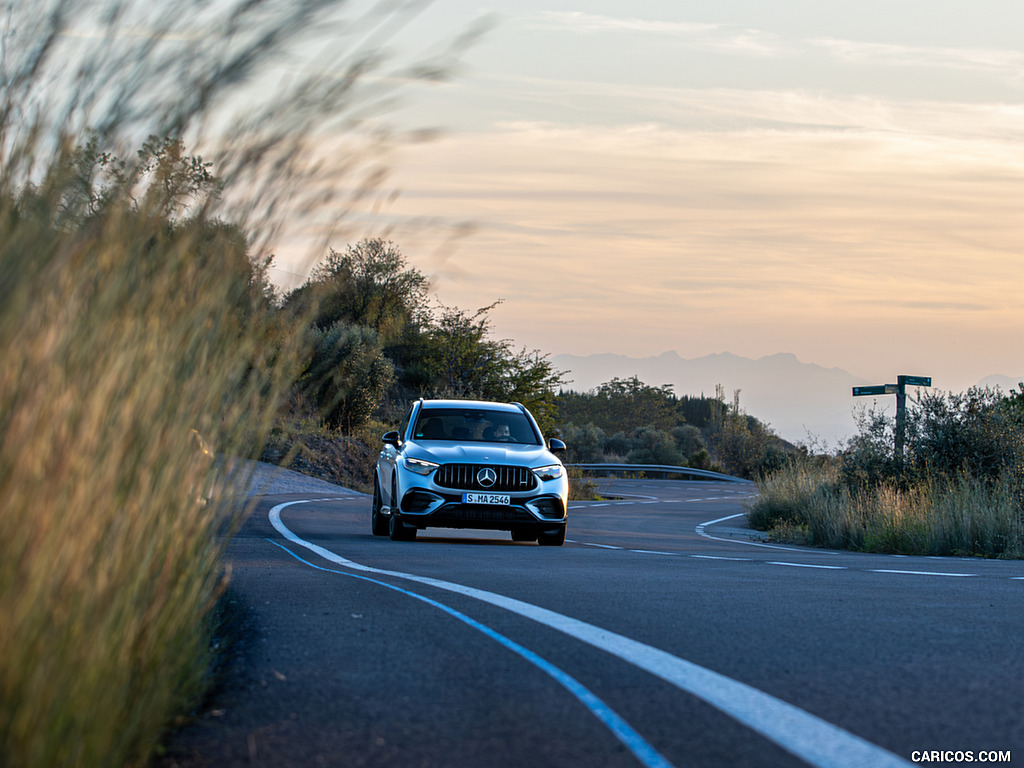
558, 423, 606, 463
298, 321, 395, 431
557, 377, 679, 435
50, 135, 219, 227
672, 424, 706, 459
286, 238, 429, 343
416, 301, 565, 432
625, 426, 685, 466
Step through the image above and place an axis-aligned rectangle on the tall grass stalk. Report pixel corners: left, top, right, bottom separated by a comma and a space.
0, 196, 304, 767
0, 1, 466, 765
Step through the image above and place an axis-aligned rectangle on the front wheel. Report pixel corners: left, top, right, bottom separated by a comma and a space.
371, 474, 388, 536
389, 512, 417, 542
388, 477, 417, 541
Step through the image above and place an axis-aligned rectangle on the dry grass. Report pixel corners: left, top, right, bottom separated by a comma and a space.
0, 202, 306, 767
0, 0, 468, 763
746, 461, 1024, 558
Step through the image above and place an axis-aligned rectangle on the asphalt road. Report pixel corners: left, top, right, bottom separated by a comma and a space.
161, 474, 1024, 768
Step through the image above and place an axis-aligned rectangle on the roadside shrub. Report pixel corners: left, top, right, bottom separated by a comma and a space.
907, 388, 1024, 482
0, 192, 307, 767
558, 422, 607, 464
625, 426, 685, 466
299, 321, 395, 432
0, 0, 461, 764
749, 457, 1024, 558
672, 424, 706, 459
746, 460, 836, 531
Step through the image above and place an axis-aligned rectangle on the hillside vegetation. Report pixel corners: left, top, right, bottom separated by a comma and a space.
746, 387, 1024, 558
555, 379, 794, 479
261, 244, 796, 486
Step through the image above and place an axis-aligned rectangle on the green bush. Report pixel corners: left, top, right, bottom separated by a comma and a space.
299, 321, 395, 432
625, 426, 685, 466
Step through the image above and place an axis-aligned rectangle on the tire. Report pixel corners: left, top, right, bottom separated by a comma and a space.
389, 511, 417, 542
537, 526, 566, 547
388, 477, 417, 541
371, 474, 388, 536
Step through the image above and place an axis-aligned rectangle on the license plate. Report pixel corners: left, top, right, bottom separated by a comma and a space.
463, 492, 511, 505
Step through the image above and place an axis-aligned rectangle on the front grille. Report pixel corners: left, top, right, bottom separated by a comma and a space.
434, 464, 535, 492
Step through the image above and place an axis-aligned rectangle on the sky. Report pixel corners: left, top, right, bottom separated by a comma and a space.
269, 0, 1024, 395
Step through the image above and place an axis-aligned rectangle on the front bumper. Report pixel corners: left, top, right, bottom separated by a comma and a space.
398, 487, 567, 531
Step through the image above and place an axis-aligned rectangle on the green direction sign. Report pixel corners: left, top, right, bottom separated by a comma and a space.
853, 385, 898, 397
901, 375, 932, 387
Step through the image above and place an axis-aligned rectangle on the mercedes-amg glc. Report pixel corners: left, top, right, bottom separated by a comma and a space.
372, 399, 569, 545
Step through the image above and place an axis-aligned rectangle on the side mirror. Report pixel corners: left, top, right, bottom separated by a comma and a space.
548, 438, 566, 453
382, 431, 401, 448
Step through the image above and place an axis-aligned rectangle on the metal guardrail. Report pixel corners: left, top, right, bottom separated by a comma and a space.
565, 463, 752, 484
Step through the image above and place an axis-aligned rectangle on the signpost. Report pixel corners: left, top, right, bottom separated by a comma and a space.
852, 375, 932, 463
852, 385, 897, 397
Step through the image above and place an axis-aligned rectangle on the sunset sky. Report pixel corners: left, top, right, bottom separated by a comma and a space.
272, 0, 1024, 394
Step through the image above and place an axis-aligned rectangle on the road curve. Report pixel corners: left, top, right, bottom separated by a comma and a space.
161, 473, 1024, 768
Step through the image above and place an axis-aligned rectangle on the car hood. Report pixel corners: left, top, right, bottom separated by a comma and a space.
407, 441, 560, 468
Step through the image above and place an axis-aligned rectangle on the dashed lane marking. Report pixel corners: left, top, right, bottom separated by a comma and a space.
768, 562, 848, 571
869, 569, 977, 578
629, 550, 680, 556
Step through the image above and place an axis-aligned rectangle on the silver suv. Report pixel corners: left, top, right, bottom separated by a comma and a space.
372, 399, 569, 545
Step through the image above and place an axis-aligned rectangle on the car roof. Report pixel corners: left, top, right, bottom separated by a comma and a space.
418, 399, 522, 413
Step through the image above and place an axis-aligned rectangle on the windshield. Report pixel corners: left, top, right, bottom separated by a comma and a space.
412, 408, 540, 445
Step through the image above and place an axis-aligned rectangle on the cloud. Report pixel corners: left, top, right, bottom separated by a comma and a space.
517, 11, 1024, 89
522, 11, 789, 57
809, 37, 1024, 79
368, 109, 1024, 381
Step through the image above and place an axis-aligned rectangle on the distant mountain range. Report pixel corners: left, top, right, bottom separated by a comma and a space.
552, 351, 1021, 447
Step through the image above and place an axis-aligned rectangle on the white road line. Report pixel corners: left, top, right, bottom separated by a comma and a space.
584, 543, 623, 550
696, 512, 746, 530
870, 569, 976, 578
691, 555, 752, 562
696, 513, 822, 554
769, 562, 848, 571
630, 550, 679, 556
268, 540, 674, 768
270, 499, 913, 768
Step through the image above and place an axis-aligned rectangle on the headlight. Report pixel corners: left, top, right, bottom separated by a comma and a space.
531, 464, 564, 481
403, 457, 439, 476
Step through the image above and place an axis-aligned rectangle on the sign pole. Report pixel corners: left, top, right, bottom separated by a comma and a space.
895, 376, 908, 465
852, 375, 932, 466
